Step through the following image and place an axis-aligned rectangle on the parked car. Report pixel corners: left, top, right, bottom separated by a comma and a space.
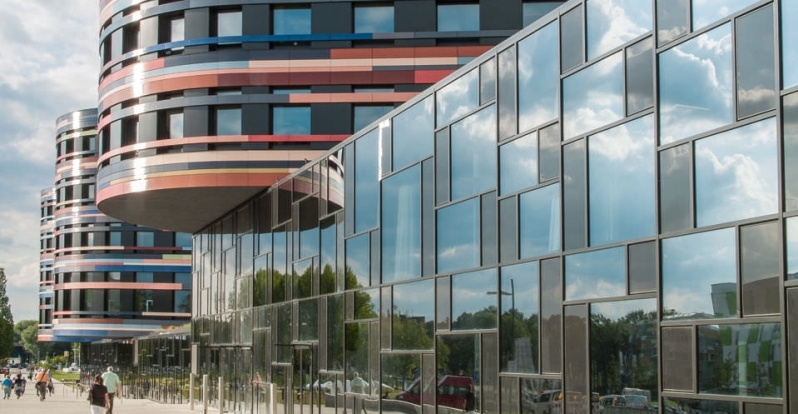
396, 375, 474, 410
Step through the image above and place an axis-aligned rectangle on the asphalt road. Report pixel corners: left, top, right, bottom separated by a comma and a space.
0, 379, 194, 414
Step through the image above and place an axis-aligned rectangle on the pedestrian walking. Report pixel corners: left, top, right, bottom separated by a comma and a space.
102, 366, 122, 414
88, 375, 110, 414
1, 374, 11, 399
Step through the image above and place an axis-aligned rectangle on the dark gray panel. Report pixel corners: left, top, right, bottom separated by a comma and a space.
242, 104, 271, 135
184, 106, 209, 137
312, 3, 352, 33
499, 196, 518, 263
662, 327, 693, 391
396, 1, 436, 32
139, 16, 158, 48
243, 4, 270, 35
480, 0, 522, 31
481, 191, 498, 266
185, 8, 210, 39
311, 103, 352, 135
311, 85, 351, 93
138, 111, 157, 143
396, 38, 436, 47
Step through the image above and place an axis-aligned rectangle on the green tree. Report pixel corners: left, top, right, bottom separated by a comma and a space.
0, 268, 13, 359
15, 320, 44, 361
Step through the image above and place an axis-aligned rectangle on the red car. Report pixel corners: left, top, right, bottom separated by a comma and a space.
396, 375, 474, 410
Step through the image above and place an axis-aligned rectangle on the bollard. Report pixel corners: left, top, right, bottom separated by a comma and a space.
218, 376, 224, 414
202, 374, 208, 414
189, 373, 194, 411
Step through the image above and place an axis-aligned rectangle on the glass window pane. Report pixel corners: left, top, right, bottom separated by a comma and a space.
661, 327, 694, 391
785, 93, 798, 211
521, 378, 563, 413
216, 107, 242, 135
698, 323, 782, 397
354, 105, 392, 132
168, 110, 183, 138
436, 69, 479, 127
588, 115, 655, 245
320, 218, 336, 295
695, 118, 778, 227
393, 279, 434, 350
393, 96, 434, 170
437, 276, 451, 330
272, 106, 310, 135
500, 132, 537, 196
744, 403, 783, 414
736, 6, 776, 119
217, 10, 242, 37
382, 353, 421, 409
381, 165, 421, 283
565, 246, 625, 300
435, 128, 450, 205
170, 17, 185, 42
501, 377, 519, 414
628, 242, 656, 293
664, 397, 739, 414
561, 5, 584, 72
452, 269, 497, 330
298, 299, 318, 340
523, 2, 561, 27
563, 52, 623, 139
328, 295, 344, 370
788, 217, 798, 281
354, 5, 394, 33
590, 299, 658, 405
790, 289, 798, 414
519, 184, 561, 258
273, 7, 311, 35
656, 0, 688, 46
480, 57, 497, 104
345, 233, 370, 289
437, 198, 480, 274
586, 0, 652, 60
498, 47, 517, 139
518, 21, 559, 132
741, 221, 780, 315
538, 123, 560, 182
662, 228, 737, 320
500, 261, 539, 373
563, 140, 586, 250
659, 24, 732, 144
436, 335, 480, 410
659, 144, 691, 233
783, 0, 798, 89
626, 37, 654, 115
293, 257, 314, 299
563, 304, 587, 414
355, 129, 379, 232
354, 288, 379, 319
451, 105, 497, 200
437, 4, 479, 32
692, 0, 759, 31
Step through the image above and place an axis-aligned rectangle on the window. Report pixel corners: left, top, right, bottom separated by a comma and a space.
166, 109, 183, 138
272, 106, 310, 134
215, 107, 242, 135
353, 105, 392, 132
437, 3, 479, 32
216, 9, 242, 37
170, 16, 184, 42
354, 4, 394, 33
522, 2, 561, 27
136, 231, 154, 247
273, 7, 311, 35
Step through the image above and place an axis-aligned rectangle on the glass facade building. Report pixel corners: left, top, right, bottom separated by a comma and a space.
39, 109, 191, 342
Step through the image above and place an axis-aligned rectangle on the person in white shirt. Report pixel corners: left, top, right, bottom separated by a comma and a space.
101, 366, 122, 414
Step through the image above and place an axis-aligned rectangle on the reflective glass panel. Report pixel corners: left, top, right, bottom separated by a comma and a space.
328, 295, 344, 370
538, 123, 560, 181
393, 96, 434, 171
659, 144, 691, 233
521, 378, 563, 413
354, 288, 379, 319
272, 106, 310, 135
436, 335, 480, 410
498, 47, 517, 139
692, 0, 759, 31
588, 115, 655, 245
656, 0, 688, 46
298, 299, 318, 340
345, 233, 370, 289
665, 397, 738, 414
628, 242, 657, 293
437, 276, 451, 330
354, 5, 394, 33
437, 197, 480, 274
695, 118, 778, 227
451, 105, 497, 200
590, 299, 658, 404
381, 165, 421, 283
659, 24, 732, 144
452, 269, 498, 330
662, 228, 736, 320
563, 304, 588, 414
736, 6, 776, 119
586, 0, 652, 60
741, 221, 780, 315
480, 57, 497, 104
354, 105, 392, 132
381, 354, 421, 410
785, 93, 798, 211
320, 217, 337, 294
698, 323, 782, 397
788, 217, 798, 281
783, 0, 798, 88
561, 5, 584, 72
519, 183, 561, 258
437, 4, 479, 32
273, 7, 311, 35
500, 261, 539, 373
518, 21, 559, 132
170, 16, 185, 42
540, 258, 562, 374
436, 69, 479, 127
563, 140, 586, 250
502, 377, 518, 414
565, 246, 625, 300
393, 280, 434, 349
293, 257, 313, 299
217, 10, 242, 37
500, 132, 537, 196
355, 129, 379, 232
523, 2, 561, 27
167, 110, 183, 138
626, 38, 654, 115
216, 107, 242, 135
563, 52, 623, 139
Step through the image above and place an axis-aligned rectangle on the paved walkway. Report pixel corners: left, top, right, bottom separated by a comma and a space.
0, 380, 195, 414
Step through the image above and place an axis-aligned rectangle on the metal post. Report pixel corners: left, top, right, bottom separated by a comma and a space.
218, 376, 224, 414
202, 374, 208, 414
190, 373, 195, 410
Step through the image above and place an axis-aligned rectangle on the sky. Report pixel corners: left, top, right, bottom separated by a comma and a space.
0, 0, 98, 323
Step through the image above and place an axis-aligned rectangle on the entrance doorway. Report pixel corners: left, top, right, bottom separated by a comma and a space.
274, 343, 317, 414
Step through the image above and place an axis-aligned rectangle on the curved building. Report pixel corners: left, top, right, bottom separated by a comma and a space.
41, 109, 192, 342
180, 0, 798, 412
94, 0, 560, 233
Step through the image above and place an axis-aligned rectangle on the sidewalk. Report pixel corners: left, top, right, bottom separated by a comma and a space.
0, 380, 195, 414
